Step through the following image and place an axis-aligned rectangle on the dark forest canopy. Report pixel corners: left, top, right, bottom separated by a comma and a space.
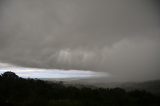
0, 72, 160, 106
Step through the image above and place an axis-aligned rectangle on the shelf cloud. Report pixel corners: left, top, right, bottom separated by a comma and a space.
0, 0, 160, 81
0, 64, 108, 79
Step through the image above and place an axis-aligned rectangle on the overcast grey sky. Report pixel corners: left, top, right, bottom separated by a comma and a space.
0, 0, 160, 81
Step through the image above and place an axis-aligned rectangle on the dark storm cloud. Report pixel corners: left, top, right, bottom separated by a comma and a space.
0, 0, 160, 81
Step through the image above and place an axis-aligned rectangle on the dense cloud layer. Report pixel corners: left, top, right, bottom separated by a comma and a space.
0, 0, 160, 81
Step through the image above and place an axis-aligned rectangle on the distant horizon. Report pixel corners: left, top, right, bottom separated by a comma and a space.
1, 65, 160, 83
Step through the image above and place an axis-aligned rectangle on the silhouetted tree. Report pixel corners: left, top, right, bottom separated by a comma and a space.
1, 71, 19, 79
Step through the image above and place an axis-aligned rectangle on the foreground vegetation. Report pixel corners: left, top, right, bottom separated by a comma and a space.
0, 72, 160, 106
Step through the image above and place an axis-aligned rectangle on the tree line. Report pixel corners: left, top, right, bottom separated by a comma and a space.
0, 71, 160, 106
